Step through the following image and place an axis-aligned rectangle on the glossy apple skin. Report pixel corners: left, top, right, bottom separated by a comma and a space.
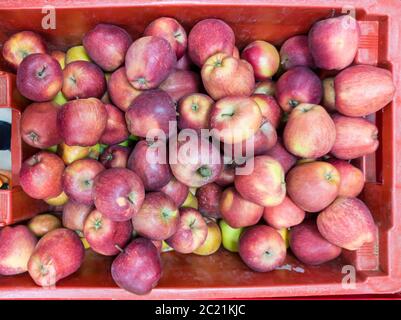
219, 219, 243, 252
28, 228, 85, 286
100, 145, 130, 169
235, 155, 286, 207
125, 89, 176, 138
84, 209, 132, 256
2, 31, 47, 69
93, 168, 145, 222
327, 159, 364, 197
275, 66, 322, 112
17, 53, 63, 102
251, 94, 282, 128
62, 200, 93, 236
125, 36, 176, 90
309, 15, 360, 70
63, 159, 105, 205
210, 96, 262, 144
188, 18, 235, 67
159, 69, 201, 103
83, 24, 132, 72
334, 65, 395, 117
215, 163, 236, 187
196, 183, 223, 219
0, 226, 37, 275
280, 35, 315, 70
317, 197, 377, 250
322, 77, 336, 112
283, 103, 336, 159
159, 176, 189, 207
241, 40, 280, 80
111, 238, 162, 295
264, 138, 297, 173
201, 53, 255, 100
178, 93, 214, 132
20, 102, 62, 149
165, 207, 208, 254
263, 196, 305, 229
144, 17, 187, 59
239, 225, 286, 272
58, 98, 107, 147
20, 151, 65, 200
254, 79, 276, 96
286, 161, 340, 212
331, 114, 379, 160
100, 104, 129, 145
290, 220, 342, 265
193, 218, 222, 256
220, 187, 264, 228
28, 214, 62, 237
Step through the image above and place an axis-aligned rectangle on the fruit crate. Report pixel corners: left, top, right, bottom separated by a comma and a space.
0, 0, 400, 299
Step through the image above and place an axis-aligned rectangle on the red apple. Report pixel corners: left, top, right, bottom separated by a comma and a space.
196, 183, 223, 219
327, 159, 364, 197
28, 214, 61, 237
280, 35, 315, 70
264, 138, 297, 173
176, 52, 194, 71
215, 163, 236, 187
100, 145, 130, 169
62, 200, 93, 237
317, 197, 376, 250
178, 93, 214, 132
158, 176, 189, 207
322, 77, 336, 112
254, 79, 276, 96
193, 218, 222, 256
251, 94, 282, 128
159, 69, 201, 103
50, 50, 66, 69
263, 196, 305, 229
99, 103, 129, 145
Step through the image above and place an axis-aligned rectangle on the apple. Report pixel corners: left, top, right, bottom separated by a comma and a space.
286, 161, 340, 212
176, 52, 194, 70
93, 168, 145, 222
309, 15, 360, 70
50, 50, 66, 69
322, 77, 336, 112
210, 96, 262, 144
283, 103, 336, 159
215, 163, 236, 187
100, 145, 130, 169
196, 183, 223, 219
99, 104, 129, 145
57, 143, 91, 165
331, 114, 379, 160
280, 35, 315, 70
188, 18, 235, 67
193, 218, 222, 256
234, 155, 286, 207
2, 31, 47, 69
275, 66, 322, 112
239, 225, 286, 272
317, 197, 377, 250
201, 53, 255, 100
58, 98, 107, 147
45, 191, 69, 206
220, 187, 264, 228
158, 176, 189, 207
83, 23, 132, 72
264, 138, 297, 173
165, 207, 208, 254
178, 93, 214, 131
290, 220, 342, 265
334, 65, 395, 117
132, 192, 179, 241
20, 102, 62, 149
254, 79, 276, 96
251, 94, 282, 128
111, 238, 162, 295
20, 151, 64, 200
241, 40, 280, 80
278, 228, 290, 248
28, 228, 84, 286
144, 17, 187, 59
125, 36, 176, 90
16, 53, 63, 102
159, 69, 201, 103
0, 226, 37, 275
65, 45, 91, 64
62, 200, 93, 237
83, 209, 132, 256
327, 159, 364, 197
263, 196, 305, 229
219, 219, 243, 253
28, 214, 62, 237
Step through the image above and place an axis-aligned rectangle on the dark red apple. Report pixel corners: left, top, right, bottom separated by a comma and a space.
62, 200, 93, 237
99, 103, 129, 145
159, 69, 201, 103
280, 35, 315, 70
263, 195, 305, 229
158, 176, 189, 207
100, 145, 130, 169
196, 183, 223, 219
176, 52, 194, 70
214, 163, 236, 187
264, 138, 297, 173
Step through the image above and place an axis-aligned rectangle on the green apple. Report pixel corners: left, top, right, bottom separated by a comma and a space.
52, 91, 68, 106
46, 145, 58, 153
65, 45, 91, 64
219, 219, 244, 253
181, 191, 198, 209
88, 143, 107, 160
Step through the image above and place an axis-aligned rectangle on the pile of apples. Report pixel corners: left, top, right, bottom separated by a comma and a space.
0, 14, 396, 295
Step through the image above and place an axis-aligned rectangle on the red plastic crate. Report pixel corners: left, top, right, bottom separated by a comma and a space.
0, 0, 400, 299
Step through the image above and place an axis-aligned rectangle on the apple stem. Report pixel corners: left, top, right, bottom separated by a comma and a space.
28, 131, 39, 142
115, 244, 124, 253
289, 99, 299, 108
127, 192, 136, 205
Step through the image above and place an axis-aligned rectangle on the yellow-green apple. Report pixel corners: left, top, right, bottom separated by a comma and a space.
176, 52, 194, 70
28, 214, 61, 237
111, 238, 162, 295
93, 168, 145, 222
275, 66, 322, 112
2, 31, 46, 69
241, 40, 280, 80
239, 225, 286, 272
178, 93, 214, 131
28, 228, 84, 286
99, 104, 129, 145
20, 151, 64, 200
193, 218, 222, 256
278, 228, 290, 248
251, 94, 282, 128
165, 207, 208, 253
132, 191, 179, 240
45, 191, 69, 206
322, 77, 336, 112
219, 219, 243, 252
196, 182, 223, 219
50, 50, 66, 69
62, 200, 93, 237
263, 195, 305, 229
280, 35, 315, 70
264, 138, 297, 173
159, 176, 189, 207
181, 191, 199, 209
57, 143, 91, 165
16, 53, 62, 102
283, 103, 336, 159
125, 36, 176, 90
159, 69, 201, 103
286, 161, 340, 212
334, 65, 395, 117
331, 114, 379, 160
317, 197, 377, 250
100, 145, 130, 169
327, 159, 364, 197
83, 209, 132, 256
254, 79, 275, 95
215, 163, 236, 187
0, 226, 37, 275
20, 102, 62, 149
144, 17, 187, 59
65, 45, 91, 64
234, 155, 286, 207
83, 24, 132, 72
309, 15, 360, 70
201, 53, 255, 100
290, 220, 342, 265
188, 18, 235, 67
52, 91, 68, 106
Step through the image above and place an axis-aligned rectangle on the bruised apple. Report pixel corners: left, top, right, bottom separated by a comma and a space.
196, 183, 223, 219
